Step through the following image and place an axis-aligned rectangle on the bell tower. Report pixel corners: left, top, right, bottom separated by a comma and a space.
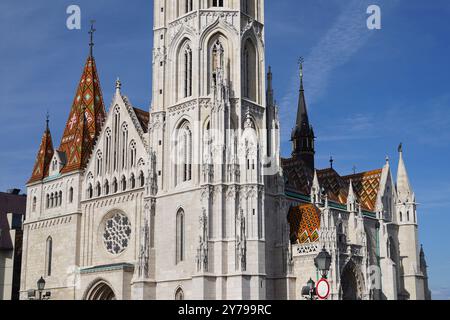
146, 0, 286, 300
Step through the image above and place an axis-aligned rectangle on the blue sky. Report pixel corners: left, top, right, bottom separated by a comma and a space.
0, 0, 449, 299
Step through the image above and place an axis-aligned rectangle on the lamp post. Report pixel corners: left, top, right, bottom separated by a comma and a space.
314, 247, 332, 279
302, 247, 332, 300
27, 277, 51, 300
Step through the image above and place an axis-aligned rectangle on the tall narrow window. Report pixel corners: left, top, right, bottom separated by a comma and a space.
243, 39, 257, 101
96, 183, 101, 197
175, 121, 193, 185
113, 178, 118, 194
59, 191, 63, 206
139, 171, 145, 187
46, 194, 50, 208
122, 123, 129, 170
185, 0, 193, 13
175, 287, 184, 300
176, 209, 185, 263
212, 0, 224, 7
87, 184, 93, 199
45, 237, 53, 277
113, 108, 120, 172
184, 45, 193, 98
130, 174, 136, 189
104, 180, 110, 195
121, 176, 127, 192
32, 197, 37, 212
130, 141, 137, 168
69, 187, 74, 203
105, 128, 112, 173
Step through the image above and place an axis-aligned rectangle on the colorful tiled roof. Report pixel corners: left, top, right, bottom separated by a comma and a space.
288, 203, 321, 244
28, 124, 54, 184
59, 56, 106, 174
317, 168, 349, 205
342, 169, 382, 212
133, 107, 150, 133
281, 157, 313, 194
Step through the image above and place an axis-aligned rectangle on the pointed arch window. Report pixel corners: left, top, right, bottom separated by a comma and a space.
96, 151, 103, 176
175, 121, 193, 186
45, 237, 53, 277
121, 123, 129, 170
243, 39, 257, 101
139, 171, 145, 188
59, 191, 63, 206
130, 174, 136, 189
46, 194, 50, 209
32, 197, 37, 212
121, 176, 127, 192
183, 45, 193, 98
175, 287, 184, 300
104, 180, 110, 195
176, 209, 185, 264
112, 178, 118, 194
69, 187, 74, 203
105, 128, 112, 173
87, 184, 93, 199
130, 140, 137, 168
96, 182, 101, 197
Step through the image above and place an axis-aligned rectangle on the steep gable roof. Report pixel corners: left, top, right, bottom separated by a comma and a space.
342, 169, 383, 212
28, 122, 54, 184
59, 56, 106, 174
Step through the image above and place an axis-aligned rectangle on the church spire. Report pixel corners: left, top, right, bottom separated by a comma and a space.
28, 115, 54, 184
291, 58, 315, 170
58, 23, 106, 174
267, 66, 274, 107
396, 143, 414, 203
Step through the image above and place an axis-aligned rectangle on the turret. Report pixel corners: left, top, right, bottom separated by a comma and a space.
291, 59, 315, 171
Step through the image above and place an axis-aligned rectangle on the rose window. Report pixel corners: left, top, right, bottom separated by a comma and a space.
103, 213, 132, 255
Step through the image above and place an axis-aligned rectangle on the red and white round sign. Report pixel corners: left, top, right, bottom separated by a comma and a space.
316, 278, 330, 300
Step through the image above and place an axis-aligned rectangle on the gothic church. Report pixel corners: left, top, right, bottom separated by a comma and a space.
20, 0, 430, 300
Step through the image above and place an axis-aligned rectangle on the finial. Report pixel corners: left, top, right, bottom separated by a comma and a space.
330, 156, 334, 169
352, 165, 357, 175
386, 155, 390, 164
45, 111, 50, 132
298, 57, 304, 90
115, 77, 122, 92
398, 142, 403, 153
89, 20, 96, 57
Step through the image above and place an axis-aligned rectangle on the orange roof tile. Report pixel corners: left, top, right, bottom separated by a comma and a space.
59, 56, 106, 174
28, 125, 54, 184
342, 169, 382, 212
288, 203, 321, 244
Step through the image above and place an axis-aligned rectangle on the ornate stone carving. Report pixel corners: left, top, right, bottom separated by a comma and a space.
196, 208, 209, 272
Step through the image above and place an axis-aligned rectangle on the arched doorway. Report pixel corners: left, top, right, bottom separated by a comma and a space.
85, 280, 116, 300
340, 261, 364, 300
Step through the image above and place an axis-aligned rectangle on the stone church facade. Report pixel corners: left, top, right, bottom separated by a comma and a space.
20, 0, 430, 300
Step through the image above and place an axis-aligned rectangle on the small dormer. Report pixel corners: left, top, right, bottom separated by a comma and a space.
49, 151, 67, 177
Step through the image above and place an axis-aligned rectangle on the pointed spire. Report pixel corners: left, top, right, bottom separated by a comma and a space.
59, 39, 106, 174
28, 115, 55, 183
291, 58, 315, 170
397, 143, 414, 203
267, 66, 274, 107
347, 179, 357, 211
311, 170, 321, 205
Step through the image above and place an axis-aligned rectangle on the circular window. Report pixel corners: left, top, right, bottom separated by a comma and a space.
103, 212, 132, 255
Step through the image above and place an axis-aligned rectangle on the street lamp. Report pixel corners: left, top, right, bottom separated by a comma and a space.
314, 247, 332, 279
301, 278, 317, 300
27, 276, 51, 300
